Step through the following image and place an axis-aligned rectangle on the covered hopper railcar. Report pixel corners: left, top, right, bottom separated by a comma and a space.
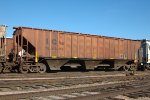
11, 27, 141, 73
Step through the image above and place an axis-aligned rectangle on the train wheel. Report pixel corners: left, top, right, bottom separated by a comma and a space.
38, 63, 46, 73
29, 66, 39, 73
19, 64, 29, 74
145, 65, 150, 70
141, 65, 146, 71
129, 65, 136, 71
123, 66, 130, 71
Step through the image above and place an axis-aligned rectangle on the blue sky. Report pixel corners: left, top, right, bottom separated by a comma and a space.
0, 0, 150, 39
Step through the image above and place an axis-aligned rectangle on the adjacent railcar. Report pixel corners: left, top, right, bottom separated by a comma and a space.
6, 38, 13, 58
0, 38, 13, 60
12, 27, 141, 73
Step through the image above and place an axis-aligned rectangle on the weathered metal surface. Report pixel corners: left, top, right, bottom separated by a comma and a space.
98, 37, 104, 59
104, 38, 110, 59
65, 33, 72, 58
6, 38, 13, 57
0, 38, 13, 58
92, 36, 98, 59
13, 27, 141, 60
78, 35, 85, 58
71, 34, 78, 58
85, 36, 92, 58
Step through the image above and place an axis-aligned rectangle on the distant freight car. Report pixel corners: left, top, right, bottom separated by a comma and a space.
0, 38, 13, 59
11, 27, 141, 73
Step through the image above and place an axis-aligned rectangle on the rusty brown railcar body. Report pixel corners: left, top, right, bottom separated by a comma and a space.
6, 38, 13, 58
13, 27, 141, 71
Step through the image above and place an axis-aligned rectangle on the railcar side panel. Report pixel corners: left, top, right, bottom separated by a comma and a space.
114, 39, 119, 59
71, 34, 78, 58
104, 38, 110, 59
131, 41, 135, 60
37, 30, 44, 57
6, 38, 13, 57
127, 40, 131, 59
58, 33, 65, 57
123, 39, 128, 59
51, 31, 58, 57
22, 28, 35, 46
92, 36, 98, 59
98, 37, 104, 59
45, 31, 50, 57
13, 27, 141, 61
85, 36, 92, 58
78, 35, 85, 58
109, 38, 115, 59
65, 34, 72, 58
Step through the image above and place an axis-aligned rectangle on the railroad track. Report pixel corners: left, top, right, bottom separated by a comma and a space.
0, 72, 149, 100
0, 79, 150, 100
0, 71, 149, 79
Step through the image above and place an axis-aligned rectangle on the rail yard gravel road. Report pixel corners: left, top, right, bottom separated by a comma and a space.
0, 71, 149, 100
